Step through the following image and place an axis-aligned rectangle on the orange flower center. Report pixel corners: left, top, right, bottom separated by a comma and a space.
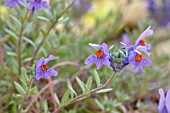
140, 40, 146, 46
135, 54, 143, 62
41, 64, 48, 71
96, 50, 104, 58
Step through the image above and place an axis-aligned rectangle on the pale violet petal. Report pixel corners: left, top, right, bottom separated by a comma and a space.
89, 43, 100, 48
85, 54, 97, 64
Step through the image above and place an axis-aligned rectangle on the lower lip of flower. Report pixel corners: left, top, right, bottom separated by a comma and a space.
140, 40, 146, 46
135, 54, 142, 62
41, 64, 48, 71
96, 50, 104, 58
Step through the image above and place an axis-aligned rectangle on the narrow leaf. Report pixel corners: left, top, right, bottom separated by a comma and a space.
95, 99, 104, 110
86, 76, 92, 90
76, 77, 85, 93
94, 69, 100, 87
54, 93, 61, 106
4, 28, 18, 40
42, 100, 48, 113
23, 37, 36, 48
14, 82, 25, 94
96, 88, 113, 94
67, 80, 77, 97
10, 15, 21, 26
61, 89, 70, 105
6, 51, 17, 56
37, 16, 50, 22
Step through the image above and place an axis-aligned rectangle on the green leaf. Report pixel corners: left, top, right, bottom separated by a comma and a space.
96, 88, 113, 94
56, 17, 69, 25
23, 37, 36, 48
21, 67, 29, 82
67, 80, 77, 97
29, 87, 37, 95
95, 99, 104, 110
14, 81, 25, 94
61, 89, 70, 105
10, 15, 21, 26
76, 77, 85, 93
4, 28, 18, 40
94, 69, 100, 87
42, 99, 48, 113
54, 93, 61, 106
23, 57, 33, 63
6, 51, 17, 56
86, 76, 92, 90
37, 16, 50, 22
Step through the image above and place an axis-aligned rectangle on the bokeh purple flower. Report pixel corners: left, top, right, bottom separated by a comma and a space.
158, 88, 170, 113
128, 50, 152, 72
85, 43, 110, 70
146, 0, 170, 26
27, 0, 50, 14
4, 0, 26, 8
35, 55, 58, 82
121, 33, 132, 47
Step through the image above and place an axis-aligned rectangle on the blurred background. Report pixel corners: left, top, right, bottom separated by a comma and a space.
0, 0, 170, 112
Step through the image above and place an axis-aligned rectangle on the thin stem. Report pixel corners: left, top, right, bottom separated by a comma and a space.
48, 80, 57, 109
18, 9, 30, 76
30, 0, 76, 64
53, 72, 117, 113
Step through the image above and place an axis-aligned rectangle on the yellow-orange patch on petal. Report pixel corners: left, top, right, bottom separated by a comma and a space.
135, 54, 143, 62
96, 50, 104, 58
41, 64, 48, 71
140, 40, 146, 46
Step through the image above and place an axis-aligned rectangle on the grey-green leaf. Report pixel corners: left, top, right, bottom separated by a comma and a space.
54, 93, 61, 106
76, 77, 85, 93
23, 37, 36, 48
86, 76, 92, 90
94, 69, 100, 87
4, 28, 18, 40
96, 88, 113, 94
14, 82, 25, 94
67, 80, 77, 97
61, 89, 70, 105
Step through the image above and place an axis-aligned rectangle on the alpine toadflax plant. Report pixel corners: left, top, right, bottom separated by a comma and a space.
5, 0, 26, 8
158, 88, 170, 113
35, 55, 58, 82
85, 43, 110, 70
27, 0, 50, 14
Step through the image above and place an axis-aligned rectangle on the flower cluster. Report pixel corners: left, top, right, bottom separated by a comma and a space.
4, 0, 50, 14
85, 26, 153, 72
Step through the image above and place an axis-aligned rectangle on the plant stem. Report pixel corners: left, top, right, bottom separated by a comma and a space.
30, 0, 76, 64
18, 9, 30, 76
53, 72, 117, 113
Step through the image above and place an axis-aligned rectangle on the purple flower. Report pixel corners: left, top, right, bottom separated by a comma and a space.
27, 0, 50, 14
158, 88, 170, 113
146, 0, 170, 26
85, 43, 110, 70
128, 50, 152, 72
129, 26, 153, 57
4, 0, 26, 8
35, 55, 58, 81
